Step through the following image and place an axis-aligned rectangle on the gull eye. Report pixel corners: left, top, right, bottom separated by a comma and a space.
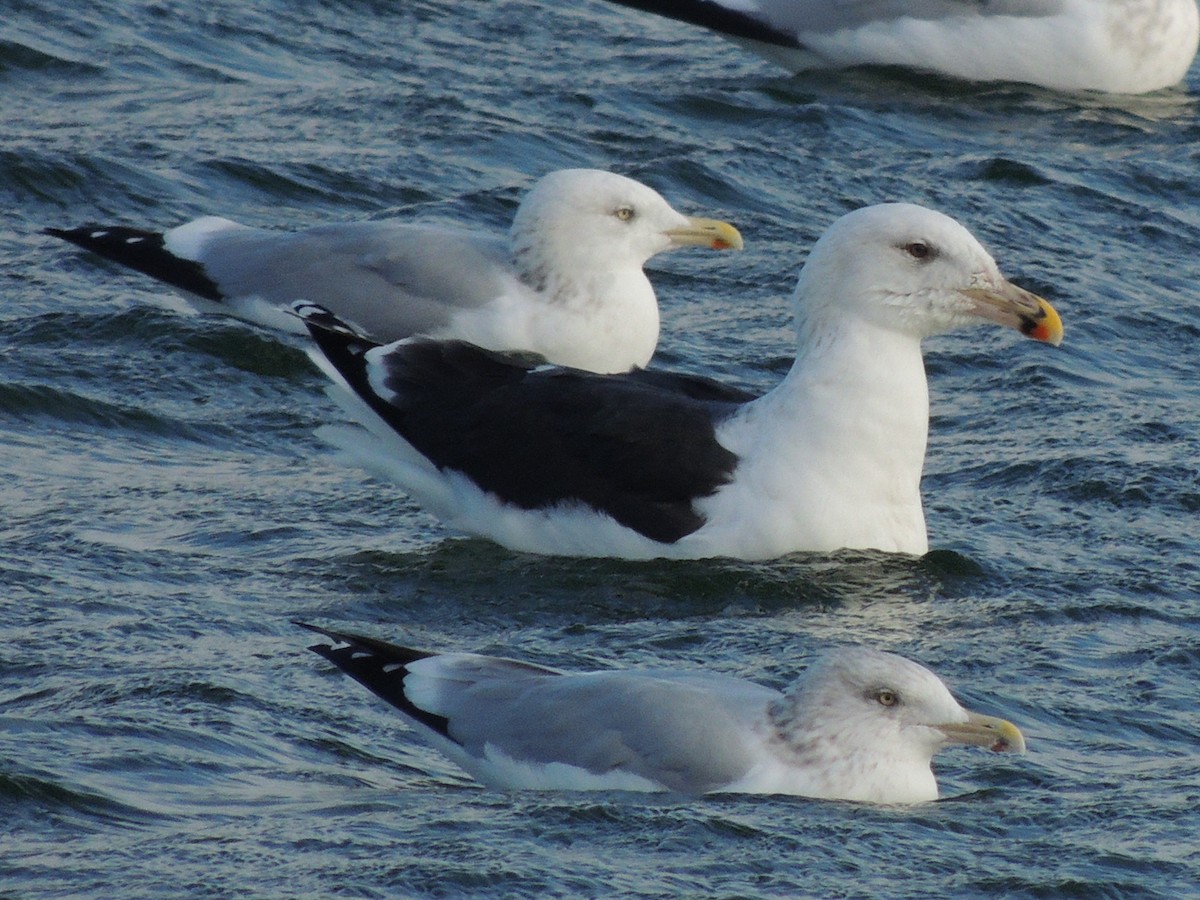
614, 206, 635, 222
904, 241, 932, 261
873, 689, 899, 708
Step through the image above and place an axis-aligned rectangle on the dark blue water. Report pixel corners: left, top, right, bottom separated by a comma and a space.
4, 1, 1200, 896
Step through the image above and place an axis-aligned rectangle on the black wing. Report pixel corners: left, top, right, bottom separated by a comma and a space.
301, 305, 753, 545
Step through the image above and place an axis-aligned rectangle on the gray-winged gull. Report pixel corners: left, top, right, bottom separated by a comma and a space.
44, 169, 743, 374
600, 0, 1200, 94
299, 623, 1026, 803
295, 202, 1063, 560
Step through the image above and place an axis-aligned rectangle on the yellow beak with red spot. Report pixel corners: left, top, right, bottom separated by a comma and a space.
666, 216, 744, 252
961, 278, 1063, 346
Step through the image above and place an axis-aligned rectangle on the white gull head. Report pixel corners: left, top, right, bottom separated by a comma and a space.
755, 646, 1026, 803
499, 169, 743, 373
792, 202, 1060, 343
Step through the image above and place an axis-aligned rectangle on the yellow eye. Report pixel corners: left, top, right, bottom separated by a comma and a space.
615, 207, 635, 222
875, 690, 898, 707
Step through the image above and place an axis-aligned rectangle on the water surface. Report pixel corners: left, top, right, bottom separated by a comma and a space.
3, 2, 1200, 896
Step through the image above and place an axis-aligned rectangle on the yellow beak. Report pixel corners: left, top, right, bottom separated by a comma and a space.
937, 710, 1027, 754
961, 279, 1063, 346
665, 216, 744, 252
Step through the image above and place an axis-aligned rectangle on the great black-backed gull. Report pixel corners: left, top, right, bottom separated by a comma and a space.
297, 202, 1062, 559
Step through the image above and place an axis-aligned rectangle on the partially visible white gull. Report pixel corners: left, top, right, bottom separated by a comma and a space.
43, 169, 743, 374
298, 623, 1026, 803
296, 202, 1063, 560
600, 0, 1200, 94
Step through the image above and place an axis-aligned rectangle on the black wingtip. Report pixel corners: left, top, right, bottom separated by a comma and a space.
295, 621, 453, 739
292, 301, 368, 337
292, 303, 394, 420
603, 0, 801, 49
292, 301, 382, 354
293, 620, 432, 666
294, 620, 378, 656
43, 222, 225, 302
293, 619, 341, 650
43, 223, 110, 247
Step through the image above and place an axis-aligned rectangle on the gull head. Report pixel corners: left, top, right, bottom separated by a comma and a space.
793, 203, 1062, 346
771, 646, 1025, 803
510, 169, 742, 284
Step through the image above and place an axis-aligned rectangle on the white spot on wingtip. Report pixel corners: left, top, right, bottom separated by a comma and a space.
89, 230, 108, 239
125, 237, 145, 244
382, 663, 405, 674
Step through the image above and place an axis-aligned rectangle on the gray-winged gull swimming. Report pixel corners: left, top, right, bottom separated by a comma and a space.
298, 623, 1026, 803
44, 169, 743, 374
295, 202, 1063, 560
599, 0, 1200, 94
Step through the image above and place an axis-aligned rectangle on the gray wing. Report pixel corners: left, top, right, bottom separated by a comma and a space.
196, 220, 515, 340
748, 0, 1065, 33
431, 666, 779, 793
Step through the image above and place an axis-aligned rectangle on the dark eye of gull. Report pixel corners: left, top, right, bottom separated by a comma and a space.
904, 241, 933, 261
